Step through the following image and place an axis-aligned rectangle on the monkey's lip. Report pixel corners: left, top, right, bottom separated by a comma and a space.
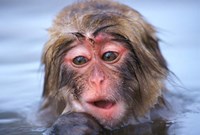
86, 100, 116, 110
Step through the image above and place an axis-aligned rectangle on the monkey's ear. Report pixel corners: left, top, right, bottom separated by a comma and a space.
42, 27, 59, 65
140, 21, 168, 71
42, 40, 53, 65
41, 36, 63, 99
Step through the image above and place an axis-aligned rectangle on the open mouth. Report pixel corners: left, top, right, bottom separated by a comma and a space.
83, 98, 125, 127
87, 100, 116, 109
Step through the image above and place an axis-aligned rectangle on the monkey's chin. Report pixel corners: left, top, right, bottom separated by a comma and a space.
83, 100, 126, 129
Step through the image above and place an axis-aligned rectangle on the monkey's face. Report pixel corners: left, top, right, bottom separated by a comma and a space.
43, 3, 168, 129
63, 32, 129, 128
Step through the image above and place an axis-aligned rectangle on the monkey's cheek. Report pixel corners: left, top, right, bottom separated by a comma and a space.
83, 101, 126, 128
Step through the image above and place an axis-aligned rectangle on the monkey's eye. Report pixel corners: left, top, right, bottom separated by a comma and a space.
102, 51, 119, 62
73, 56, 88, 66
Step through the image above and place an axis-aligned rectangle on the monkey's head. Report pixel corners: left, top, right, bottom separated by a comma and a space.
42, 0, 168, 129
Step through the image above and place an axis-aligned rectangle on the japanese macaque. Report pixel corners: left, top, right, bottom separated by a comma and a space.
39, 0, 169, 134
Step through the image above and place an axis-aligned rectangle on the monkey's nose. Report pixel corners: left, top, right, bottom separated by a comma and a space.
89, 66, 105, 88
89, 75, 105, 88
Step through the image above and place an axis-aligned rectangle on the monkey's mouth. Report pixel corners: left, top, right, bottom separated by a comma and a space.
87, 100, 116, 109
83, 98, 125, 128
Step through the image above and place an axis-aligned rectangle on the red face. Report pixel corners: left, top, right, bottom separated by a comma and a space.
64, 33, 128, 127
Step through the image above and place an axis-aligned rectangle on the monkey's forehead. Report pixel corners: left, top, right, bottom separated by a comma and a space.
49, 0, 151, 34
59, 0, 141, 18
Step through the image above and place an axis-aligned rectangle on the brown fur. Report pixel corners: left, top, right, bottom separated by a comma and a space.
40, 0, 169, 128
